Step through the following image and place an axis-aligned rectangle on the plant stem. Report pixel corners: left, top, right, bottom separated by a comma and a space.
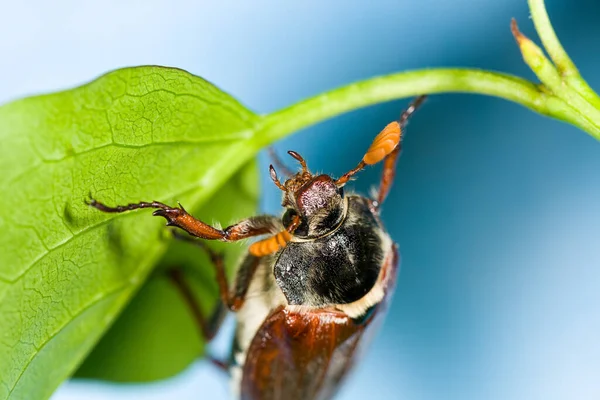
511, 20, 600, 132
258, 68, 600, 145
528, 0, 577, 76
528, 0, 600, 109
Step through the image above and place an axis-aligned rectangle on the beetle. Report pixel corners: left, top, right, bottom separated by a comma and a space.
89, 95, 426, 400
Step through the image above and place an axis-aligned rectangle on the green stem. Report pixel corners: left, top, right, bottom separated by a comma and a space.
528, 0, 577, 76
528, 0, 600, 109
511, 21, 600, 133
258, 68, 600, 145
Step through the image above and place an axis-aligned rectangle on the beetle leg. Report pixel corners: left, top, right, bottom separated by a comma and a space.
170, 231, 263, 312
168, 267, 226, 341
373, 146, 401, 209
373, 95, 427, 211
167, 267, 232, 375
88, 198, 281, 241
230, 253, 262, 311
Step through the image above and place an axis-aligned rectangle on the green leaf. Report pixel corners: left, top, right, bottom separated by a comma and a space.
0, 66, 263, 399
75, 161, 259, 382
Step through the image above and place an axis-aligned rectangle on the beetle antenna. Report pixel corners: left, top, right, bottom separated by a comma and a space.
269, 165, 287, 191
336, 95, 426, 186
287, 150, 309, 174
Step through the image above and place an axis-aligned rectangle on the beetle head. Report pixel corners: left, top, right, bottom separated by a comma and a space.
270, 151, 345, 238
269, 119, 403, 239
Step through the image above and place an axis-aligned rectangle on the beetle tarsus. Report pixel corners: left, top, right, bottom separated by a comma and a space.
152, 206, 185, 220
399, 95, 427, 127
88, 198, 170, 213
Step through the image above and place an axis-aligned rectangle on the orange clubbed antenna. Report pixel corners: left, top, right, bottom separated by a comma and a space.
336, 95, 426, 186
362, 121, 401, 165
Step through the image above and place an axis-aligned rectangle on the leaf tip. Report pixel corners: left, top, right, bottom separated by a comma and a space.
510, 18, 525, 45
510, 18, 546, 69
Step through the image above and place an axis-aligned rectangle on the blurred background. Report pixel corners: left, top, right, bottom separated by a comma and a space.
2, 0, 600, 399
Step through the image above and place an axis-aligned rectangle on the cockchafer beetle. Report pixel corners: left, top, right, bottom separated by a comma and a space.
89, 95, 426, 400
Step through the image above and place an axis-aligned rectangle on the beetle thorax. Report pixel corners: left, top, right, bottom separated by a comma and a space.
275, 196, 389, 313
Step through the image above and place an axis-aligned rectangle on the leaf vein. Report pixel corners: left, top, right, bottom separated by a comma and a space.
6, 284, 128, 396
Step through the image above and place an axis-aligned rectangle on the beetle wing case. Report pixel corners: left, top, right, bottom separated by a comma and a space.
239, 246, 398, 400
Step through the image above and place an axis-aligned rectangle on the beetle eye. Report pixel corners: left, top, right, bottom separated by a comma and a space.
282, 208, 297, 227
338, 186, 344, 197
281, 208, 309, 237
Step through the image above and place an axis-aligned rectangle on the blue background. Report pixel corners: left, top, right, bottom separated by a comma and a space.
2, 1, 599, 399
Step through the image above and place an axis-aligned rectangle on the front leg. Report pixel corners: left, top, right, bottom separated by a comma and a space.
88, 198, 281, 241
